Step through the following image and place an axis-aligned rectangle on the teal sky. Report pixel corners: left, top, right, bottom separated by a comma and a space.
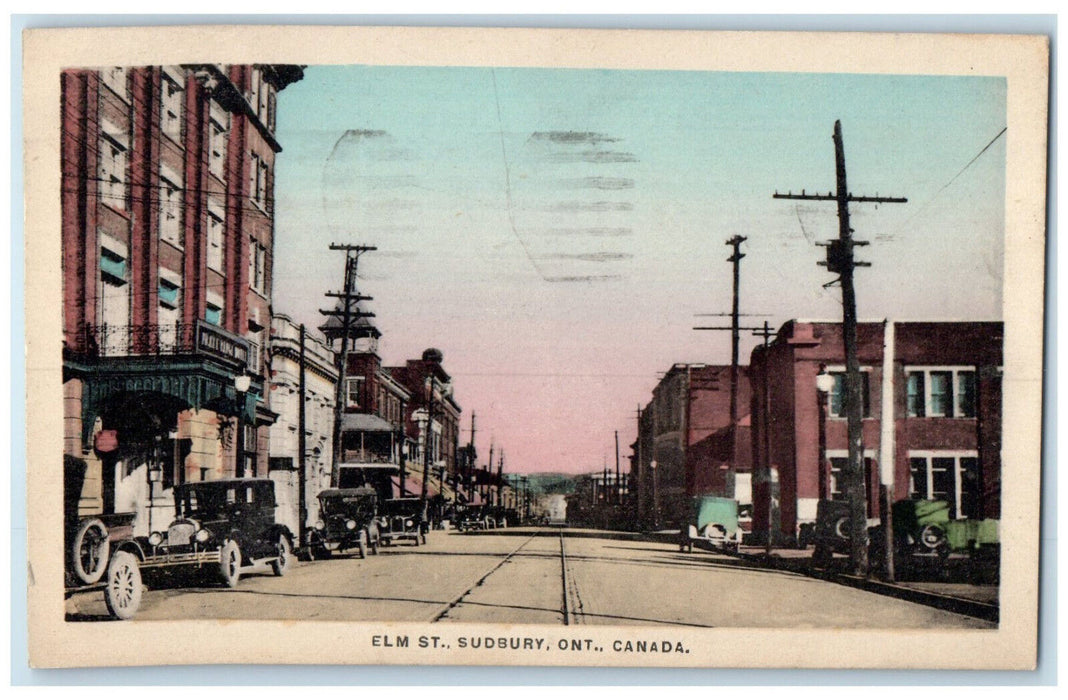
273, 65, 1006, 474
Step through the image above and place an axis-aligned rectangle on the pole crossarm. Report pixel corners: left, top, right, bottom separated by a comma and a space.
329, 244, 379, 252
773, 191, 907, 204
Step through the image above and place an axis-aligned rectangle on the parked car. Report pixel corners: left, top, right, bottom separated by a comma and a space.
679, 496, 741, 554
64, 455, 143, 620
378, 498, 427, 546
135, 479, 295, 589
309, 487, 381, 559
872, 499, 1000, 580
457, 506, 490, 532
810, 499, 855, 568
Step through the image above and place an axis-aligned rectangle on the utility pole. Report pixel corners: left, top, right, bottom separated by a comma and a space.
614, 430, 621, 506
467, 412, 476, 506
420, 377, 435, 528
497, 450, 504, 508
298, 324, 307, 549
635, 405, 644, 526
773, 120, 906, 577
726, 235, 747, 482
751, 321, 776, 556
320, 244, 377, 488
693, 313, 773, 499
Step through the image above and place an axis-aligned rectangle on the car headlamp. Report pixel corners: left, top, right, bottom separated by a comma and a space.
345, 519, 357, 530
148, 531, 163, 546
195, 528, 212, 543
405, 519, 413, 527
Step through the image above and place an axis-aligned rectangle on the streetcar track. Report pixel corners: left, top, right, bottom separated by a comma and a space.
560, 533, 571, 625
428, 534, 539, 622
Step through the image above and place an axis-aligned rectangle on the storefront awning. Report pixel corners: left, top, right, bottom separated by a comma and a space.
340, 413, 396, 433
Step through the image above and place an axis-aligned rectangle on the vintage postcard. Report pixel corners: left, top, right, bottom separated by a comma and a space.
23, 25, 1048, 669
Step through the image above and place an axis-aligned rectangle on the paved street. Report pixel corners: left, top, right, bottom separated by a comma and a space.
67, 529, 993, 629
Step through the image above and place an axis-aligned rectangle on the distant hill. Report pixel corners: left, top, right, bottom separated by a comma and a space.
524, 473, 578, 495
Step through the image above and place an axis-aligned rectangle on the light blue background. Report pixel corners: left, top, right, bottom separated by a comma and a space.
9, 13, 1057, 686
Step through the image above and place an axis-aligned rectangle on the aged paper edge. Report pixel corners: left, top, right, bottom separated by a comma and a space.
22, 25, 1049, 670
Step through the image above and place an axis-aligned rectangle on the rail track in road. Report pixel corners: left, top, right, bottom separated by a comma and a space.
428, 533, 580, 624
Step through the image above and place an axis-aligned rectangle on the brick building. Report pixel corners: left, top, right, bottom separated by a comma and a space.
631, 364, 752, 530
61, 64, 303, 534
388, 348, 463, 502
320, 302, 412, 500
747, 320, 1003, 546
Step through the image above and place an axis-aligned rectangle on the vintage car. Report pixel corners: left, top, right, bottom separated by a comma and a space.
64, 455, 144, 620
378, 497, 428, 546
136, 478, 295, 589
872, 499, 1000, 579
810, 499, 856, 567
309, 487, 381, 559
679, 496, 742, 554
457, 506, 491, 532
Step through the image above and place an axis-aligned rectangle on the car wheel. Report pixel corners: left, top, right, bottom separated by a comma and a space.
833, 516, 850, 541
358, 530, 368, 559
72, 518, 110, 585
919, 524, 947, 551
271, 535, 292, 576
103, 551, 142, 620
219, 540, 242, 588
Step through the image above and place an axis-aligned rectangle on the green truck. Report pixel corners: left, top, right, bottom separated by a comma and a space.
679, 496, 741, 554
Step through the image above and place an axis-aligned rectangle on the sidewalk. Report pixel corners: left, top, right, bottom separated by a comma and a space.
735, 545, 999, 622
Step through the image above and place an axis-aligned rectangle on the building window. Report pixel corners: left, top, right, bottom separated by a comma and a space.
827, 453, 876, 516
249, 239, 267, 294
247, 332, 263, 375
249, 153, 270, 210
158, 275, 181, 348
160, 67, 184, 140
98, 120, 128, 210
908, 453, 980, 519
208, 108, 229, 179
207, 201, 225, 272
345, 377, 365, 409
100, 239, 130, 355
205, 302, 222, 326
101, 67, 128, 99
905, 368, 977, 418
159, 166, 183, 247
828, 371, 870, 418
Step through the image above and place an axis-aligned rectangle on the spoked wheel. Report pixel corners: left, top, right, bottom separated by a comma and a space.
72, 518, 110, 585
271, 535, 292, 576
219, 540, 242, 588
103, 551, 142, 620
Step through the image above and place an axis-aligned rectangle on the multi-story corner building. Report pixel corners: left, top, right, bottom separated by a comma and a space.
320, 303, 412, 499
267, 314, 338, 539
631, 364, 752, 530
747, 320, 1003, 546
61, 64, 303, 534
388, 349, 463, 500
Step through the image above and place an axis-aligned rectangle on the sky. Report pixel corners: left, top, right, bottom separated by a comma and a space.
272, 65, 1006, 476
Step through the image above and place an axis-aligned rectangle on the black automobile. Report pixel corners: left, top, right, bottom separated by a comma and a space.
457, 507, 489, 532
309, 487, 381, 559
136, 479, 295, 588
378, 498, 427, 546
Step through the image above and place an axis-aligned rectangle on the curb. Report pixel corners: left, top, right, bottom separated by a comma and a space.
735, 550, 999, 623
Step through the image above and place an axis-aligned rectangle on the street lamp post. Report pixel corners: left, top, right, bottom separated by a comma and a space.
650, 460, 660, 530
816, 365, 835, 501
234, 374, 252, 478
